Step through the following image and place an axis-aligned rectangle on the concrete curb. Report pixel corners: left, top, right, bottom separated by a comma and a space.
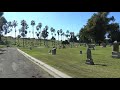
17, 48, 72, 78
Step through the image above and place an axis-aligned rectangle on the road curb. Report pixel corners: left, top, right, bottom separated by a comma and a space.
17, 48, 72, 78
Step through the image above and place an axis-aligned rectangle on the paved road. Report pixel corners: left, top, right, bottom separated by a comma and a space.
0, 47, 53, 78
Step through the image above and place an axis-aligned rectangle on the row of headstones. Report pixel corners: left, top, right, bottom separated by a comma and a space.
47, 41, 119, 66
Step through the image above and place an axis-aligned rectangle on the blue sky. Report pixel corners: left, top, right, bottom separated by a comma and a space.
3, 12, 120, 40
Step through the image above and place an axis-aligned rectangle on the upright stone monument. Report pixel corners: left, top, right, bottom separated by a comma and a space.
52, 47, 56, 55
112, 41, 120, 58
86, 48, 94, 65
112, 41, 119, 52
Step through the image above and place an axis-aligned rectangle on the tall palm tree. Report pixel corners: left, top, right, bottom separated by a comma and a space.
53, 29, 55, 46
31, 20, 35, 47
70, 32, 74, 48
42, 27, 49, 46
31, 20, 35, 38
62, 32, 65, 41
66, 30, 69, 41
60, 29, 63, 45
45, 25, 49, 46
12, 20, 18, 45
38, 23, 42, 46
21, 20, 28, 47
50, 27, 54, 46
57, 30, 60, 46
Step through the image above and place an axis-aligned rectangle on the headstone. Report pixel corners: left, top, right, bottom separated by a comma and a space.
112, 41, 120, 58
80, 51, 82, 54
52, 47, 56, 55
112, 41, 119, 52
86, 48, 94, 65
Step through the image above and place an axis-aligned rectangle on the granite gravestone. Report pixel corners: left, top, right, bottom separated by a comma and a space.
112, 41, 120, 58
113, 41, 119, 52
52, 47, 56, 55
80, 51, 82, 54
86, 48, 94, 65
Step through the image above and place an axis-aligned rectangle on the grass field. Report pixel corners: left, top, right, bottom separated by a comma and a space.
19, 45, 120, 78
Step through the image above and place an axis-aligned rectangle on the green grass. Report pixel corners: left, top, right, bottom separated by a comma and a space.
0, 45, 6, 48
19, 46, 120, 78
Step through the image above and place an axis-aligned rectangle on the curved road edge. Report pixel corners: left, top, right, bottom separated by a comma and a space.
17, 48, 72, 78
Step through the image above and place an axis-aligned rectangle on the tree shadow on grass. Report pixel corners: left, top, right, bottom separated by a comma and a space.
94, 63, 107, 66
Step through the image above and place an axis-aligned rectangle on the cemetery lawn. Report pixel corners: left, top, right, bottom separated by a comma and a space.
19, 46, 120, 78
0, 45, 6, 48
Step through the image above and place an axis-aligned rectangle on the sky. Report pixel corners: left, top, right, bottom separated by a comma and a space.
3, 12, 120, 40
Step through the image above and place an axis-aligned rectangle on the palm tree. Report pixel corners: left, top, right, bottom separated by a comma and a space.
31, 20, 35, 46
31, 20, 35, 38
50, 27, 54, 46
57, 30, 60, 45
53, 29, 55, 46
12, 20, 18, 45
42, 27, 49, 46
37, 23, 42, 46
21, 20, 28, 47
60, 29, 63, 45
66, 30, 69, 40
45, 25, 49, 46
62, 32, 65, 41
70, 32, 74, 48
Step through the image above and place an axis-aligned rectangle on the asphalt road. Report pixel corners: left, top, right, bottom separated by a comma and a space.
0, 47, 53, 78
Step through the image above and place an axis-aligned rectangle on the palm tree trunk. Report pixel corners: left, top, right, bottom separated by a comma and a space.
15, 29, 16, 45
23, 38, 24, 47
58, 35, 59, 46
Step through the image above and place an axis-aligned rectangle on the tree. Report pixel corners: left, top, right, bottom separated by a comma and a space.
107, 23, 120, 42
42, 27, 49, 46
70, 32, 75, 47
12, 20, 18, 45
79, 12, 116, 44
60, 29, 62, 41
31, 20, 35, 38
0, 12, 7, 42
57, 30, 60, 45
62, 32, 65, 41
36, 23, 42, 46
20, 20, 28, 47
66, 30, 70, 41
50, 27, 54, 46
37, 23, 42, 45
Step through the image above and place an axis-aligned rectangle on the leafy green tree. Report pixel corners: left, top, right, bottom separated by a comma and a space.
79, 12, 116, 44
0, 12, 7, 42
